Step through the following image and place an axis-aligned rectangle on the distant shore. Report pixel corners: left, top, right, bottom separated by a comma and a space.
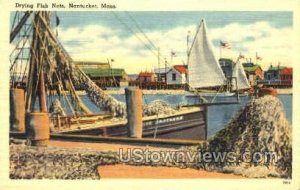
68, 88, 292, 96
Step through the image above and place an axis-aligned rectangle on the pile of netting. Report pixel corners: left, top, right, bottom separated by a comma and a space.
190, 95, 292, 178
143, 100, 176, 116
120, 95, 292, 178
9, 143, 119, 179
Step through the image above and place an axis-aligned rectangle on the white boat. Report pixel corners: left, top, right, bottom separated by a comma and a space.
186, 19, 230, 97
231, 60, 251, 91
186, 19, 250, 98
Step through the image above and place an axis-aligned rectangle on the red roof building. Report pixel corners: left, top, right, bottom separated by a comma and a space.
280, 67, 293, 86
280, 67, 293, 75
166, 65, 188, 85
138, 71, 155, 82
173, 65, 188, 74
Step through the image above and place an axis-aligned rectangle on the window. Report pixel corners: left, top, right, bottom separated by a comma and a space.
172, 73, 176, 81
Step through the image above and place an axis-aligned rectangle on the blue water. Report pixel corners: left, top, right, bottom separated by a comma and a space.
45, 94, 292, 137
113, 94, 293, 137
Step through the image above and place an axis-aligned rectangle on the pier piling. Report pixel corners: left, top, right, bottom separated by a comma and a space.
125, 88, 143, 138
25, 112, 50, 146
10, 88, 25, 132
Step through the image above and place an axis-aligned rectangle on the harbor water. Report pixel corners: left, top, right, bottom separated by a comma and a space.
48, 94, 292, 138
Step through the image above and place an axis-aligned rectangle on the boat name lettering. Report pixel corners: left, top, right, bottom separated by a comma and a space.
143, 116, 184, 126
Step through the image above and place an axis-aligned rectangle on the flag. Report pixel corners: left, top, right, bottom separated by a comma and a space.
256, 53, 262, 60
220, 41, 231, 49
171, 51, 176, 57
239, 53, 245, 59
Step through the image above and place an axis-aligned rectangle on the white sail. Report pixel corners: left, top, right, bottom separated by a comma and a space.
188, 19, 226, 89
232, 61, 251, 90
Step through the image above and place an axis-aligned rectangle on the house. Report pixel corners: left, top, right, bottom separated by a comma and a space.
82, 68, 127, 88
219, 58, 233, 78
259, 65, 292, 87
154, 67, 170, 83
264, 65, 283, 80
137, 71, 156, 83
127, 74, 139, 82
242, 62, 264, 86
166, 65, 188, 86
280, 67, 293, 86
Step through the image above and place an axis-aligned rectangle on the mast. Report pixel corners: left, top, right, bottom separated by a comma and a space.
26, 11, 48, 112
157, 47, 160, 89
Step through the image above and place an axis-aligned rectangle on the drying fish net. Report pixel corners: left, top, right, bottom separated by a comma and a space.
71, 66, 176, 118
9, 144, 119, 179
143, 100, 176, 116
194, 95, 292, 178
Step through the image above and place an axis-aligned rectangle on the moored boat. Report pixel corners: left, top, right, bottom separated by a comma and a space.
51, 106, 207, 140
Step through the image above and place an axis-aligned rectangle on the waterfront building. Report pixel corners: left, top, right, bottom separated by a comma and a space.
137, 71, 156, 83
280, 67, 293, 86
219, 58, 233, 78
154, 67, 170, 83
258, 65, 292, 88
242, 62, 264, 86
75, 61, 111, 69
166, 65, 188, 87
75, 61, 128, 88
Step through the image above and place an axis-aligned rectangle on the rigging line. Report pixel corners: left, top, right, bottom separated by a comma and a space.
110, 11, 158, 58
111, 11, 173, 69
9, 24, 33, 72
123, 11, 175, 68
11, 11, 19, 33
124, 11, 157, 50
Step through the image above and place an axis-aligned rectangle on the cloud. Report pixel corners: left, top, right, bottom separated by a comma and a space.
57, 21, 293, 73
210, 22, 293, 69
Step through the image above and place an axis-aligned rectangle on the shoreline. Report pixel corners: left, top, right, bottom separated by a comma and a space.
71, 88, 292, 96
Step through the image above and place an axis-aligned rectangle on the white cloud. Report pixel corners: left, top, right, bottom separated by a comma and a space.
210, 22, 293, 69
57, 21, 293, 73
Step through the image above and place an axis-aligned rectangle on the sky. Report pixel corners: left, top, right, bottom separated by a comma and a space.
27, 11, 295, 74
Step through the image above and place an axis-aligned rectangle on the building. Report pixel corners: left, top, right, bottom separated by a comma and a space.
219, 58, 233, 78
75, 61, 110, 69
127, 74, 139, 82
259, 65, 292, 87
166, 65, 188, 86
82, 68, 128, 88
75, 61, 128, 88
263, 65, 286, 81
137, 71, 156, 83
280, 67, 293, 86
154, 67, 170, 83
242, 62, 264, 86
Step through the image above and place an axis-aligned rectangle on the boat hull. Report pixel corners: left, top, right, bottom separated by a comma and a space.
57, 107, 207, 140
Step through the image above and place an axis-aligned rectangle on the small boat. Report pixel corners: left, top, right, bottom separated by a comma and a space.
185, 19, 250, 99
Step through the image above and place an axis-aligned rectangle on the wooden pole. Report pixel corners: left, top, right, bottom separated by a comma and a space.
125, 88, 143, 138
10, 88, 25, 132
38, 68, 47, 112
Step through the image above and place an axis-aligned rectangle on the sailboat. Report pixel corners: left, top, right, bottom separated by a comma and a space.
231, 60, 251, 92
186, 19, 249, 98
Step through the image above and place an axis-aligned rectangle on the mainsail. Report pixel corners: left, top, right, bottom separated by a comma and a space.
188, 19, 226, 89
232, 61, 251, 90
